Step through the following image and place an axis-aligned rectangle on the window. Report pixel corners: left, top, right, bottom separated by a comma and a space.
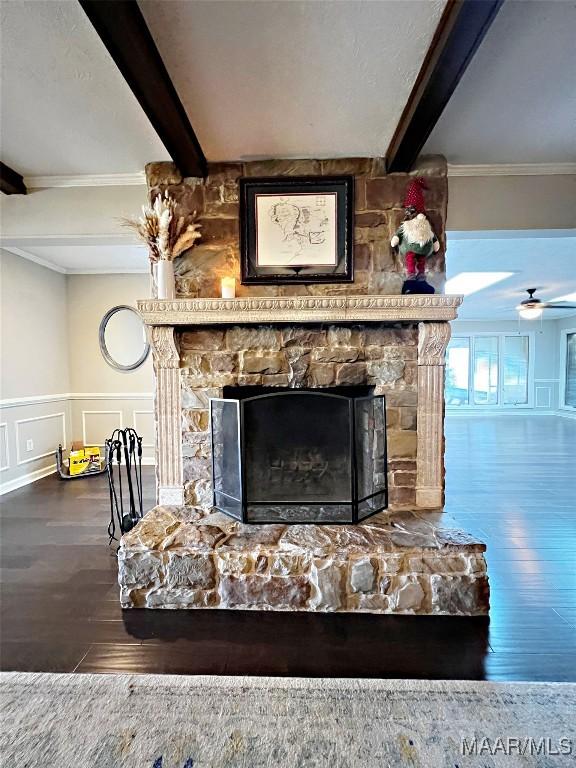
445, 338, 470, 405
503, 336, 529, 405
561, 330, 576, 409
446, 333, 532, 408
473, 336, 498, 405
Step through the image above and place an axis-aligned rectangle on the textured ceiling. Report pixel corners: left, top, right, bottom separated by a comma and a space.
0, 1, 169, 176
3, 0, 573, 177
425, 0, 576, 164
447, 231, 576, 320
139, 0, 447, 161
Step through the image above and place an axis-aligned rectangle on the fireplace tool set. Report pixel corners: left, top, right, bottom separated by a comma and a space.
105, 428, 144, 545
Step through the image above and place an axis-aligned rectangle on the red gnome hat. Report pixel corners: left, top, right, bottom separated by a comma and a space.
403, 177, 428, 213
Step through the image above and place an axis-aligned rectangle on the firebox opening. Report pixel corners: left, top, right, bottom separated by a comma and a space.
211, 386, 388, 525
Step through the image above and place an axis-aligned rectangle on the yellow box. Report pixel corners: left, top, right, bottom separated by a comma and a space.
69, 446, 102, 475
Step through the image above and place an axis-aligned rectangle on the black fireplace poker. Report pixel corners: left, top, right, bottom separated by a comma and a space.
106, 427, 144, 544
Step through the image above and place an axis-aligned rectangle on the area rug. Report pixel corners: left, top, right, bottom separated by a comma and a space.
1, 673, 575, 767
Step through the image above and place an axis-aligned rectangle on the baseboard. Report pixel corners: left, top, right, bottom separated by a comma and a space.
556, 410, 576, 420
0, 463, 57, 495
0, 460, 157, 494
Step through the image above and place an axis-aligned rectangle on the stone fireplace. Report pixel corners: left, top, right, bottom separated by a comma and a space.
117, 157, 489, 616
140, 298, 458, 512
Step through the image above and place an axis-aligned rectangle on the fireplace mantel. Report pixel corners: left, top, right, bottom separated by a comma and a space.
140, 294, 460, 510
137, 295, 463, 326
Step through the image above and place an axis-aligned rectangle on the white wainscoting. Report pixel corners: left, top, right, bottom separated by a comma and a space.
0, 423, 9, 471
535, 386, 552, 409
81, 410, 123, 446
132, 410, 155, 448
0, 392, 154, 494
15, 412, 66, 465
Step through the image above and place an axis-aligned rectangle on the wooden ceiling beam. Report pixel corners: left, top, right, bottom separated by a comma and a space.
79, 0, 207, 178
386, 0, 504, 173
0, 162, 27, 195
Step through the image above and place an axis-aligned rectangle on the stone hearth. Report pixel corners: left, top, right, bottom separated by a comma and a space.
118, 506, 489, 615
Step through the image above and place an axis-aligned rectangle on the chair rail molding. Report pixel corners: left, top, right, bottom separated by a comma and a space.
0, 392, 153, 408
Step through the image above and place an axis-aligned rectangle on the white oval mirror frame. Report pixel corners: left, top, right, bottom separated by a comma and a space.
99, 305, 150, 372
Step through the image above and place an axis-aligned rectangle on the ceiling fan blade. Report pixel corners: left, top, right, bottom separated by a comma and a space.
541, 303, 576, 310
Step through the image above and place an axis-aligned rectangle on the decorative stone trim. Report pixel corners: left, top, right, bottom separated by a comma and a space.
416, 323, 451, 509
138, 295, 463, 326
150, 327, 184, 506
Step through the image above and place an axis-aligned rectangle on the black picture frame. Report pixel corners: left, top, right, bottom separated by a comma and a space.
240, 175, 354, 284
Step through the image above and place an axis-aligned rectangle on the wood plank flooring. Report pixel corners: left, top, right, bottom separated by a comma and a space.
1, 415, 574, 680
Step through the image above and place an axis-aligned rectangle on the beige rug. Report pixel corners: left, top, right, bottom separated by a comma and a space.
1, 672, 575, 767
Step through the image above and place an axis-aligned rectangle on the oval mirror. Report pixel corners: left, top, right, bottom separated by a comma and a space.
99, 305, 150, 371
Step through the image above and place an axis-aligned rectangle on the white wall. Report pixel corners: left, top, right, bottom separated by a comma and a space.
0, 251, 154, 493
449, 318, 573, 415
0, 249, 71, 489
66, 273, 154, 456
448, 175, 576, 231
1, 248, 69, 398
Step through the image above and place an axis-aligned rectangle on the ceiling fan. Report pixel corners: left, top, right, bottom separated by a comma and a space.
517, 288, 576, 319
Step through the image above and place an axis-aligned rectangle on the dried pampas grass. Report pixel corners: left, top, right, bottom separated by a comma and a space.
122, 191, 201, 262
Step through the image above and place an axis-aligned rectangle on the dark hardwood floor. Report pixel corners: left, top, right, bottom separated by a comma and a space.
1, 415, 574, 680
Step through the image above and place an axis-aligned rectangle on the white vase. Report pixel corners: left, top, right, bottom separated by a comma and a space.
156, 260, 175, 300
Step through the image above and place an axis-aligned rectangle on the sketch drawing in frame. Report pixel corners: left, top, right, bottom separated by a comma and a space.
240, 176, 354, 284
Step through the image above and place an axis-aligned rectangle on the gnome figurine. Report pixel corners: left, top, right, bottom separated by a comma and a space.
390, 178, 440, 294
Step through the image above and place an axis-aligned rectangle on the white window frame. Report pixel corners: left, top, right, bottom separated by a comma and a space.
446, 331, 535, 410
559, 327, 576, 412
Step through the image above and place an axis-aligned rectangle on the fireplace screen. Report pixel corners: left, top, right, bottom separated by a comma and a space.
210, 388, 387, 524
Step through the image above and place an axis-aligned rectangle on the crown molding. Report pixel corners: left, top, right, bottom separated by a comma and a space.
23, 172, 147, 189
1, 236, 149, 275
1, 246, 67, 274
1, 246, 148, 275
66, 268, 149, 275
448, 163, 576, 177
18, 165, 575, 188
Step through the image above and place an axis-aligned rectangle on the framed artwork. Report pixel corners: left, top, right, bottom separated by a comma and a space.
240, 176, 354, 284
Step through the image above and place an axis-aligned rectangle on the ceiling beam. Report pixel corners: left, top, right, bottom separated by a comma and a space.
1, 162, 27, 195
386, 0, 504, 173
79, 0, 207, 178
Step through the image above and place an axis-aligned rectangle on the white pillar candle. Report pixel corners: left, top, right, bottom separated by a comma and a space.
221, 277, 236, 299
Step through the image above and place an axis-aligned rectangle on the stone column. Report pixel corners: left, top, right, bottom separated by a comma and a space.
150, 326, 184, 505
416, 322, 451, 509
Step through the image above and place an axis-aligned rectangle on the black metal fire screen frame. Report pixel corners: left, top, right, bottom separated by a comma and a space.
210, 390, 388, 525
